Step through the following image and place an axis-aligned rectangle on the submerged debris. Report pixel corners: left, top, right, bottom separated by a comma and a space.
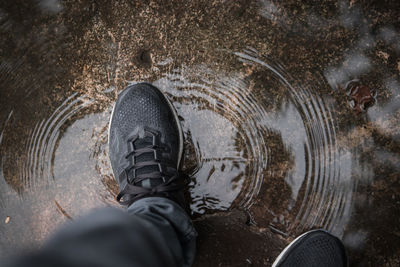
54, 200, 73, 220
345, 80, 376, 113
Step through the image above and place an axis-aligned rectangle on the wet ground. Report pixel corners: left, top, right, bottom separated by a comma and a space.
0, 0, 399, 265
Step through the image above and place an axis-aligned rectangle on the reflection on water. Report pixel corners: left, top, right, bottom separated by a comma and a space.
1, 0, 400, 265
153, 51, 360, 239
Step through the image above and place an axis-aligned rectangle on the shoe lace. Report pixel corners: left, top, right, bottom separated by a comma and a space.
116, 131, 186, 206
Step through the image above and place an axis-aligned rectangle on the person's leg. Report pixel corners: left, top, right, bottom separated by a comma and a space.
128, 197, 196, 265
3, 82, 196, 267
5, 197, 196, 267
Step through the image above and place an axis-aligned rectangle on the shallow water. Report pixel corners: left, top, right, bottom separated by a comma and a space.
1, 0, 400, 265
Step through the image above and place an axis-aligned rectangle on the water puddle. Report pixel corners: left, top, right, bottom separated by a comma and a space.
151, 49, 362, 239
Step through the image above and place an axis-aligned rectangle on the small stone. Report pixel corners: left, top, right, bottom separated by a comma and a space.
5, 216, 10, 224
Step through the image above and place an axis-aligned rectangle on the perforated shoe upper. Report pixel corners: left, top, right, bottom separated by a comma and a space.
108, 83, 185, 207
273, 230, 347, 267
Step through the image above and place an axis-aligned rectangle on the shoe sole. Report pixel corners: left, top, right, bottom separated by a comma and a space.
108, 83, 184, 168
272, 229, 328, 267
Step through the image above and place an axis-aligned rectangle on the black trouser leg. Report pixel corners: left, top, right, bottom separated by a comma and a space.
5, 197, 196, 267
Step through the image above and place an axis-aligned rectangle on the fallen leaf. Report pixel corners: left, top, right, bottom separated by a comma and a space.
376, 51, 389, 62
5, 216, 10, 224
397, 61, 400, 74
54, 200, 73, 220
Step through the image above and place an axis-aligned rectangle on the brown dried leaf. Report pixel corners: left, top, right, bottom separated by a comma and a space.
397, 61, 400, 74
376, 51, 389, 62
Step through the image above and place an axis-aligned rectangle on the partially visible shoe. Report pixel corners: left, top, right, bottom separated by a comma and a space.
108, 83, 187, 208
272, 229, 347, 267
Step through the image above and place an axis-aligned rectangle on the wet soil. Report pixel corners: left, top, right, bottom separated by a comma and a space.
1, 0, 400, 266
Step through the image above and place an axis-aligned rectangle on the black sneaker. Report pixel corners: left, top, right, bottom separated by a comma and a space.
108, 83, 186, 207
272, 229, 348, 267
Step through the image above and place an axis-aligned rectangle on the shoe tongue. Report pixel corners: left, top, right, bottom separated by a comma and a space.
132, 136, 162, 188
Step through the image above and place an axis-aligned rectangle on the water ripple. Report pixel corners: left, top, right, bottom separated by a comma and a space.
153, 49, 357, 236
0, 47, 359, 237
19, 93, 92, 190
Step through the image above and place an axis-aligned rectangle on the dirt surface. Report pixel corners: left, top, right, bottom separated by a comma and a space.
1, 0, 399, 266
194, 210, 286, 266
